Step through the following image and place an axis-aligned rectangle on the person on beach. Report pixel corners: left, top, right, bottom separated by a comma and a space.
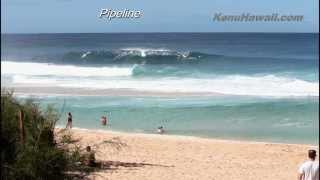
101, 116, 107, 126
157, 126, 164, 134
298, 149, 319, 180
66, 112, 73, 129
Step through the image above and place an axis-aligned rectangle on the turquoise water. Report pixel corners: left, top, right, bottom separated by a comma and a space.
21, 95, 319, 144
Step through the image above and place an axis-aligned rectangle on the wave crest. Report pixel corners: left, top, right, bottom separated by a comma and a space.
62, 48, 216, 65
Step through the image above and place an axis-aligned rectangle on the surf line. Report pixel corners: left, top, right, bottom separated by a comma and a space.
99, 9, 142, 21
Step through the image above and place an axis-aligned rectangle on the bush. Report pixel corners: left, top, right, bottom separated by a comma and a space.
1, 90, 68, 179
60, 131, 74, 144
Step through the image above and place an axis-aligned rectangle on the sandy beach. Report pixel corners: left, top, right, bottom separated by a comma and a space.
56, 128, 318, 180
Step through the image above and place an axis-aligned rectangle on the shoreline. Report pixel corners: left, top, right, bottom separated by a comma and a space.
7, 87, 317, 147
56, 127, 318, 148
56, 127, 318, 180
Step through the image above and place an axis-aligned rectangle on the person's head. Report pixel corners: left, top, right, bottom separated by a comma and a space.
308, 149, 317, 160
68, 112, 71, 116
86, 146, 91, 152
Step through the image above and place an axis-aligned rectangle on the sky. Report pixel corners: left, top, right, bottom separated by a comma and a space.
1, 0, 319, 33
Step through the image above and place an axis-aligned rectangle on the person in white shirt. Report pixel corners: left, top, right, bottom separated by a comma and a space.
157, 126, 164, 134
298, 149, 319, 180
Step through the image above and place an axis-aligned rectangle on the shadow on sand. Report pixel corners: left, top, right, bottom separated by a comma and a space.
69, 160, 174, 179
99, 160, 174, 169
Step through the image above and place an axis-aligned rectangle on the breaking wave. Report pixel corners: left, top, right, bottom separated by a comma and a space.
61, 48, 217, 65
2, 61, 318, 97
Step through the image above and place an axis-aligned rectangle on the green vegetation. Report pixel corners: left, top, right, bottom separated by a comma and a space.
60, 131, 74, 144
0, 90, 94, 179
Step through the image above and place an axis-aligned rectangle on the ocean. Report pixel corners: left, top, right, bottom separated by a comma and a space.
1, 33, 319, 144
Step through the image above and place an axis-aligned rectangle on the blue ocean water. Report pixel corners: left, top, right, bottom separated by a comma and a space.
1, 33, 319, 144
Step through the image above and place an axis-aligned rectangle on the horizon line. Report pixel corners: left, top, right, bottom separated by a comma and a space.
1, 32, 319, 35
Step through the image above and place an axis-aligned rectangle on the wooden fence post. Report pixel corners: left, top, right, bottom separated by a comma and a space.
19, 109, 25, 144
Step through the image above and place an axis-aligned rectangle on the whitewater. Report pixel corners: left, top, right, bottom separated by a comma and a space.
2, 61, 318, 97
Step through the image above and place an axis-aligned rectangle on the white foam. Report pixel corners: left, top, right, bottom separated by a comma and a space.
2, 61, 133, 77
81, 51, 91, 58
120, 48, 177, 57
57, 75, 318, 97
2, 61, 318, 97
14, 75, 317, 97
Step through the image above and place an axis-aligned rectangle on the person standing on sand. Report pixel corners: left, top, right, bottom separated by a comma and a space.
66, 112, 73, 129
298, 149, 319, 180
